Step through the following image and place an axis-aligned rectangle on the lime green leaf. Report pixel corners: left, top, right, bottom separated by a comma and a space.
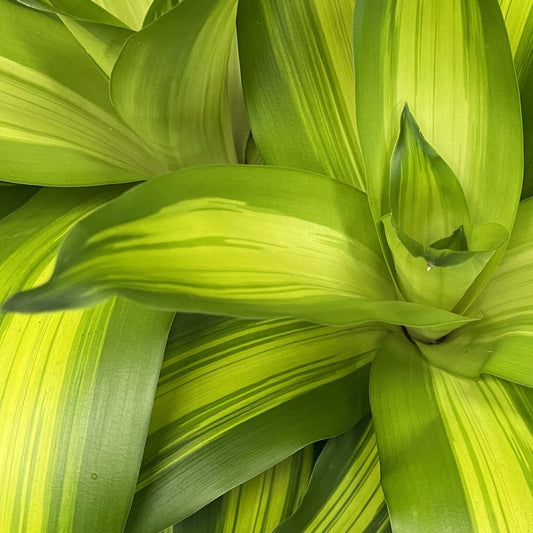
59, 16, 133, 78
0, 187, 174, 531
175, 446, 314, 533
125, 314, 384, 532
390, 106, 471, 246
500, 0, 533, 198
0, 1, 166, 186
354, 0, 522, 233
275, 416, 390, 533
16, 0, 153, 29
382, 214, 508, 311
111, 0, 239, 169
238, 0, 365, 190
371, 334, 533, 533
143, 0, 180, 26
3, 166, 476, 333
14, 0, 124, 26
418, 198, 533, 386
0, 185, 38, 220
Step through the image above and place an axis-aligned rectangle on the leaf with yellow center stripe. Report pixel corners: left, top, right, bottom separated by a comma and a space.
174, 445, 314, 532
0, 187, 173, 532
371, 333, 533, 532
238, 0, 365, 190
0, 1, 167, 186
2, 165, 478, 337
125, 313, 387, 532
274, 416, 390, 533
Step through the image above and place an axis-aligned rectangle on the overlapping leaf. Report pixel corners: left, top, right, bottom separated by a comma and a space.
238, 0, 365, 190
175, 446, 314, 532
371, 334, 533, 532
125, 314, 384, 532
418, 197, 533, 386
0, 1, 166, 186
111, 0, 239, 169
275, 417, 390, 533
3, 166, 476, 334
0, 188, 173, 532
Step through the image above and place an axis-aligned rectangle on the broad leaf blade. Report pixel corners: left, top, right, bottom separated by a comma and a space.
418, 197, 533, 386
111, 0, 239, 169
0, 1, 166, 186
0, 188, 173, 531
500, 0, 533, 198
371, 334, 533, 533
125, 314, 385, 532
275, 416, 390, 533
59, 16, 133, 78
238, 0, 365, 190
175, 446, 314, 532
3, 166, 476, 333
354, 0, 522, 230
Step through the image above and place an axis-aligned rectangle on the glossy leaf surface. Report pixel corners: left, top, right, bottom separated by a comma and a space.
111, 0, 239, 169
275, 417, 390, 533
371, 334, 533, 533
238, 0, 365, 189
126, 314, 384, 531
0, 1, 166, 185
0, 188, 173, 532
3, 166, 476, 333
175, 446, 314, 533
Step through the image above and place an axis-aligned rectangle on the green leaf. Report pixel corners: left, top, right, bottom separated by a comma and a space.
499, 0, 533, 198
110, 0, 239, 169
13, 0, 124, 26
125, 314, 385, 532
0, 1, 166, 186
354, 0, 523, 310
238, 0, 365, 190
382, 214, 508, 311
0, 187, 174, 531
390, 106, 471, 246
59, 16, 133, 78
0, 185, 39, 220
16, 0, 153, 30
175, 446, 314, 533
274, 416, 390, 533
371, 334, 533, 533
418, 197, 533, 386
3, 166, 476, 333
144, 0, 180, 26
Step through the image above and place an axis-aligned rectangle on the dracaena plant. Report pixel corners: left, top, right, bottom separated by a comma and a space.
0, 0, 532, 531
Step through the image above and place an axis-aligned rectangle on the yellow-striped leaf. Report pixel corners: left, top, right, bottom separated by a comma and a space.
0, 188, 174, 532
499, 0, 533, 198
3, 166, 476, 333
237, 0, 365, 190
418, 197, 533, 386
0, 1, 167, 186
16, 0, 154, 30
275, 417, 390, 533
354, 0, 523, 313
174, 446, 314, 533
354, 0, 522, 230
125, 313, 386, 532
371, 334, 533, 533
110, 0, 239, 170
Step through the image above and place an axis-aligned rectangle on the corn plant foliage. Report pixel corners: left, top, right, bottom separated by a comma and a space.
2, 0, 533, 532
